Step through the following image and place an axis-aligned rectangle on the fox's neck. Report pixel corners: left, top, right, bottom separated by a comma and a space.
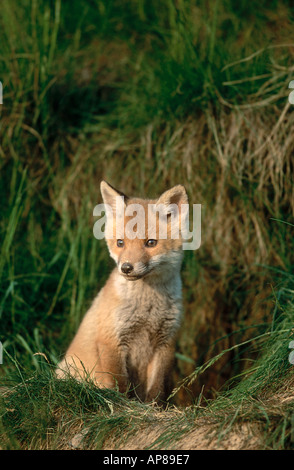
113, 266, 182, 300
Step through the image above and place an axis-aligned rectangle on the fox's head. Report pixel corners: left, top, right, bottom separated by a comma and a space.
100, 181, 188, 281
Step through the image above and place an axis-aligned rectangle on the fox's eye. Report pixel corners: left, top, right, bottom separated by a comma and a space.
117, 239, 124, 247
146, 239, 157, 247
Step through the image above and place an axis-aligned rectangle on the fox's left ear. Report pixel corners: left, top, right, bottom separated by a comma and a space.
156, 185, 188, 210
100, 181, 128, 210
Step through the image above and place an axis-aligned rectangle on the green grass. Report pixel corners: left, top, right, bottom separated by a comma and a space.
0, 0, 294, 449
1, 296, 293, 449
0, 365, 141, 449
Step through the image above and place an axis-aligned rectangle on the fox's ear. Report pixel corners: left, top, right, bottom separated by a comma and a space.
156, 185, 188, 210
100, 181, 128, 209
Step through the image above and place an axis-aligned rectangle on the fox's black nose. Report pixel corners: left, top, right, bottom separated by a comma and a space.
121, 262, 134, 274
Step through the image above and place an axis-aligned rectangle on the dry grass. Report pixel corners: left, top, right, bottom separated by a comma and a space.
40, 97, 294, 400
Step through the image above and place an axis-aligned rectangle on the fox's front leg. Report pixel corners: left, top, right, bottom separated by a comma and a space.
95, 340, 128, 392
57, 337, 128, 393
145, 344, 175, 403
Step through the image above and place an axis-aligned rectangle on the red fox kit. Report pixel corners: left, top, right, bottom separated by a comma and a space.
57, 181, 188, 402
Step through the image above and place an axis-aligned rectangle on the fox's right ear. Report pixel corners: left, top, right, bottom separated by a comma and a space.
100, 181, 128, 209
